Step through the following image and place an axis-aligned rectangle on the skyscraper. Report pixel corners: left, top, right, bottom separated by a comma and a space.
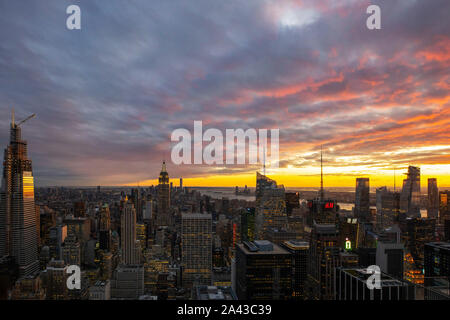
181, 213, 212, 288
236, 240, 292, 300
306, 223, 340, 300
157, 161, 171, 227
400, 166, 421, 218
44, 259, 68, 300
121, 202, 139, 265
428, 178, 439, 219
281, 240, 309, 300
439, 190, 450, 224
255, 172, 287, 239
131, 188, 142, 222
355, 178, 370, 222
424, 242, 450, 289
285, 192, 300, 215
376, 187, 401, 230
0, 110, 39, 277
99, 204, 111, 251
255, 172, 276, 202
376, 226, 404, 279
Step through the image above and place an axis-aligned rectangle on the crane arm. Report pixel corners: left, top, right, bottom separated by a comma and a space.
16, 113, 36, 126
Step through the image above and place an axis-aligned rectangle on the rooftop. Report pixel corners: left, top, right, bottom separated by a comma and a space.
426, 242, 450, 250
339, 267, 407, 287
283, 240, 309, 250
195, 286, 237, 300
238, 241, 289, 255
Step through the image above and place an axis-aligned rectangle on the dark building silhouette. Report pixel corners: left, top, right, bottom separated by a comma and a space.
281, 240, 309, 300
306, 223, 339, 300
285, 192, 300, 215
355, 178, 370, 222
424, 242, 450, 286
236, 240, 292, 300
428, 178, 439, 219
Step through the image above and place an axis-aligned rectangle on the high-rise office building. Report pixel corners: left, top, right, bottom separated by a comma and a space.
355, 178, 370, 222
181, 213, 212, 288
240, 207, 255, 242
0, 111, 39, 277
255, 172, 277, 203
376, 187, 401, 230
121, 202, 139, 265
143, 195, 153, 221
340, 217, 359, 251
48, 224, 67, 260
110, 264, 144, 299
236, 240, 292, 300
376, 226, 404, 279
281, 240, 309, 300
10, 274, 45, 300
424, 242, 450, 286
428, 178, 439, 219
89, 280, 111, 300
445, 220, 450, 242
400, 166, 421, 218
62, 232, 80, 266
64, 216, 90, 244
439, 191, 450, 224
99, 204, 111, 251
255, 172, 287, 239
306, 223, 340, 300
157, 161, 171, 227
131, 188, 143, 222
44, 259, 68, 300
402, 218, 435, 269
285, 192, 300, 215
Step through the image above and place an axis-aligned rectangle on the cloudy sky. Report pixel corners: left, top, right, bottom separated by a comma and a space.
0, 0, 449, 188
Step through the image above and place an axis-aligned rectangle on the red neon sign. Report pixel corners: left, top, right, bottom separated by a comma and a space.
324, 202, 334, 209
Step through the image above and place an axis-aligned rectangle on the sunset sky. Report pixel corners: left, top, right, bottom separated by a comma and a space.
0, 0, 449, 188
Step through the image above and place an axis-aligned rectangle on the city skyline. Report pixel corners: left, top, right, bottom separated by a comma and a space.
1, 0, 449, 187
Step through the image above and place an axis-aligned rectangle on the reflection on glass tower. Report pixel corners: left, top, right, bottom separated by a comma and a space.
255, 172, 287, 239
400, 166, 421, 218
0, 110, 39, 277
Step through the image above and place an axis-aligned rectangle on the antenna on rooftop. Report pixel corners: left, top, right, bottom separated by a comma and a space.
320, 145, 324, 201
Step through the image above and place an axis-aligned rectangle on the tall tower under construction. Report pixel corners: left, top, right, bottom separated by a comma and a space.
0, 110, 39, 277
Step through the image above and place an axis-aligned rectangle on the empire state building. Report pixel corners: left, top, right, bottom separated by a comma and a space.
156, 161, 171, 228
0, 110, 39, 277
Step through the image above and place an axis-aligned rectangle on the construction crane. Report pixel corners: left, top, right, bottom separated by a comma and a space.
15, 113, 36, 127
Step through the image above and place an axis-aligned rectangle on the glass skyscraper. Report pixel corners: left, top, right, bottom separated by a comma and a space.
0, 111, 39, 277
400, 166, 421, 218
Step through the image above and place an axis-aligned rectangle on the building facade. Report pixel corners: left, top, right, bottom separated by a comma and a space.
0, 111, 39, 277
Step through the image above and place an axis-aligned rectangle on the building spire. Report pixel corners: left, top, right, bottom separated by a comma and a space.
162, 160, 166, 172
11, 108, 15, 128
320, 145, 324, 201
